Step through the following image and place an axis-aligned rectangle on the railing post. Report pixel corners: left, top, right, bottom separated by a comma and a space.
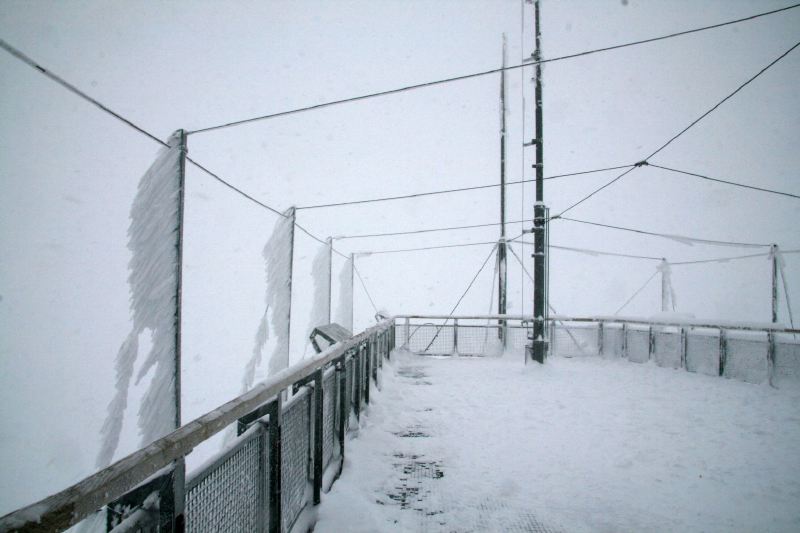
621, 323, 628, 359
257, 421, 269, 533
680, 327, 687, 369
719, 329, 727, 377
364, 342, 371, 405
336, 355, 347, 461
453, 319, 459, 355
405, 317, 410, 347
354, 347, 362, 421
648, 325, 654, 361
597, 321, 604, 356
268, 394, 283, 533
372, 335, 379, 381
312, 370, 324, 505
767, 331, 776, 386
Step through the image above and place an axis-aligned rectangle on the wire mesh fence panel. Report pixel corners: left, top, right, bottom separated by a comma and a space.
686, 331, 720, 376
322, 369, 337, 469
395, 323, 408, 349
507, 326, 531, 351
602, 325, 623, 358
185, 430, 265, 533
458, 325, 502, 356
626, 328, 650, 363
281, 390, 310, 531
552, 324, 599, 358
774, 337, 800, 384
407, 324, 455, 355
653, 329, 681, 369
725, 336, 768, 384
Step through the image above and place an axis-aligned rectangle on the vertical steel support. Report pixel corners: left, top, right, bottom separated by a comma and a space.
336, 355, 347, 460
312, 370, 324, 505
530, 0, 547, 364
327, 237, 333, 325
171, 130, 188, 532
767, 331, 776, 386
349, 253, 355, 332
719, 329, 727, 377
286, 208, 297, 369
354, 347, 361, 421
648, 325, 654, 361
621, 322, 628, 359
372, 336, 379, 381
771, 244, 779, 323
404, 317, 410, 348
364, 343, 371, 405
498, 34, 508, 347
453, 318, 459, 355
680, 327, 688, 369
268, 394, 283, 533
257, 421, 268, 533
598, 321, 604, 356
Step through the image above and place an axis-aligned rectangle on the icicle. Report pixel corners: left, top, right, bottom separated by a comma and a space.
97, 131, 182, 468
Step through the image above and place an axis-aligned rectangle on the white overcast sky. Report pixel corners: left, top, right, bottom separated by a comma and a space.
1, 0, 799, 515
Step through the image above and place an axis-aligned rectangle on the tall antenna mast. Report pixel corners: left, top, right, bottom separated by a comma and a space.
498, 33, 508, 346
530, 0, 548, 363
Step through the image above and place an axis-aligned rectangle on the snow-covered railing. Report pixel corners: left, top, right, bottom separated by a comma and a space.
394, 315, 534, 356
549, 317, 800, 386
0, 320, 395, 533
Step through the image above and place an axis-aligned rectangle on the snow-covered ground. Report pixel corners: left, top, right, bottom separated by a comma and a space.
315, 349, 800, 533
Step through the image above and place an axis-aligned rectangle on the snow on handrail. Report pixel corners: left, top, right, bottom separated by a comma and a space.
0, 319, 394, 533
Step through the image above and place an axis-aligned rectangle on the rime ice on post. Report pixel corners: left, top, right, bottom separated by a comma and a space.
657, 259, 677, 312
335, 255, 354, 332
97, 131, 185, 468
307, 241, 332, 342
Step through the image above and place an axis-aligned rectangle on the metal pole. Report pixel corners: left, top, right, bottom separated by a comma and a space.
771, 244, 778, 323
287, 207, 297, 368
172, 130, 188, 529
327, 237, 333, 324
498, 33, 508, 347
531, 0, 547, 363
660, 258, 669, 313
349, 253, 355, 332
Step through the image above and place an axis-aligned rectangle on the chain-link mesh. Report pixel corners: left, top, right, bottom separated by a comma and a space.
653, 329, 681, 369
775, 336, 800, 383
686, 331, 720, 376
457, 325, 502, 356
185, 429, 266, 533
282, 391, 310, 531
725, 336, 768, 384
507, 326, 531, 351
551, 324, 599, 358
322, 369, 337, 469
625, 328, 650, 363
407, 324, 454, 355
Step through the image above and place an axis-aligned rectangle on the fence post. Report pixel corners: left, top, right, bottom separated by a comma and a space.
372, 335, 379, 381
453, 319, 459, 355
354, 347, 362, 421
719, 329, 727, 377
405, 317, 410, 348
621, 322, 628, 359
680, 327, 687, 370
312, 370, 324, 505
767, 331, 776, 386
364, 342, 371, 405
648, 325, 654, 361
598, 321, 604, 356
268, 394, 283, 533
336, 355, 347, 461
257, 421, 269, 533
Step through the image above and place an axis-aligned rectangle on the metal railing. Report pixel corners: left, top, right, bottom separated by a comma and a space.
0, 320, 395, 533
394, 314, 800, 386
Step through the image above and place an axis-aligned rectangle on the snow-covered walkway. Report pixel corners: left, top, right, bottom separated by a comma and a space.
314, 349, 800, 532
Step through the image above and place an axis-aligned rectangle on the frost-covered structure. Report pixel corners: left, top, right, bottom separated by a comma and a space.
97, 131, 184, 468
307, 240, 332, 338
657, 259, 677, 312
334, 255, 353, 332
